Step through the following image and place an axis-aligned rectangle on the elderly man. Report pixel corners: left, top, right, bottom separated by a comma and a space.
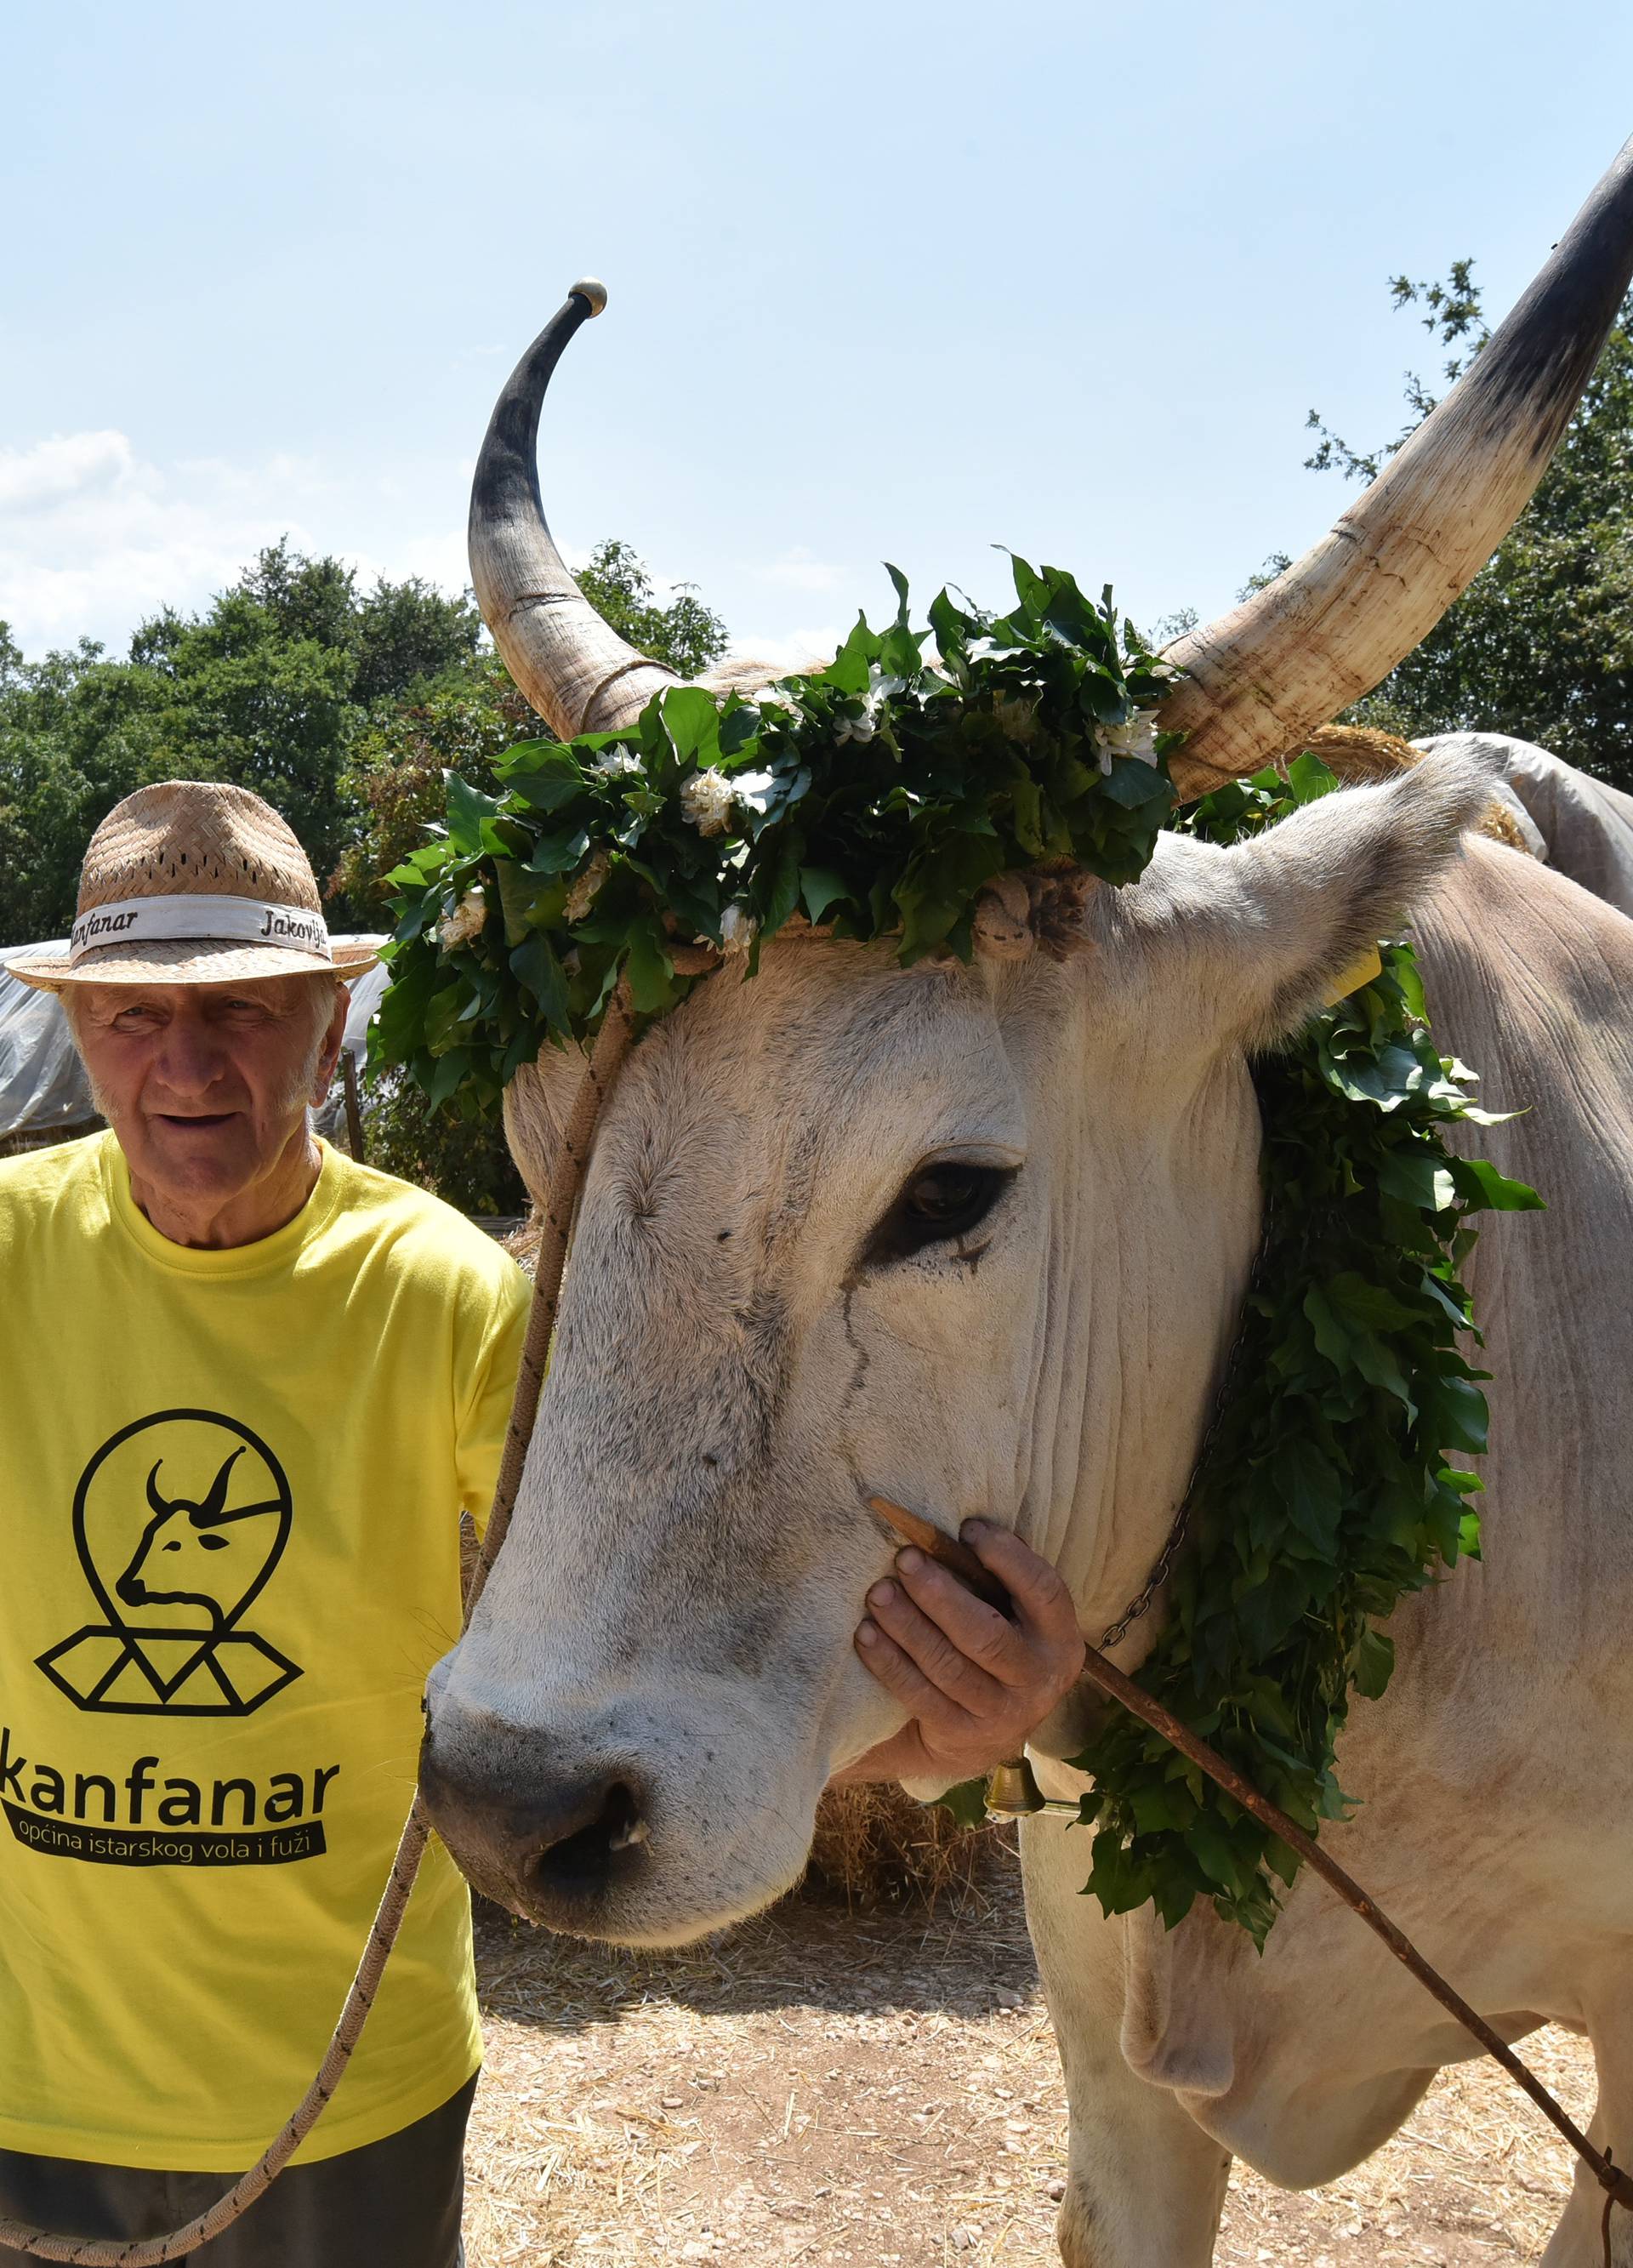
0, 780, 1082, 2265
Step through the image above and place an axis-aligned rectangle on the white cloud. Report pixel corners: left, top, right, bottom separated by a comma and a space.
0, 435, 843, 677
754, 545, 848, 595
0, 431, 318, 654
0, 430, 141, 515
728, 624, 844, 675
0, 431, 471, 658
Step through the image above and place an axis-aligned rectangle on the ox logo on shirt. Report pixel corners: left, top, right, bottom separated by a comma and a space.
35, 1410, 302, 1717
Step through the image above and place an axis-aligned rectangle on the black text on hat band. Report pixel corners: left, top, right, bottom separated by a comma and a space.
67, 896, 333, 966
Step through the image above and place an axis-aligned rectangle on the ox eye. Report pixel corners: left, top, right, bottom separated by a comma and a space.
863, 1160, 1017, 1268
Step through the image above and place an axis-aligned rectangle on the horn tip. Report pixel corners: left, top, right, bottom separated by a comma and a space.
570, 276, 608, 317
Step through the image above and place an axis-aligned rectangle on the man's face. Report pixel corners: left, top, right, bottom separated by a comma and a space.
70, 976, 346, 1211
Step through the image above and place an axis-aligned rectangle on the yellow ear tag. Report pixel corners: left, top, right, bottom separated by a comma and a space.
1323, 944, 1384, 1005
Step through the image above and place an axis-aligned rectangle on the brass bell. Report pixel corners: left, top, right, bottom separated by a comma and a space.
985, 1757, 1048, 1819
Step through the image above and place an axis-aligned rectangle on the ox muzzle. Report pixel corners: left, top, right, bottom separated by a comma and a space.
418, 1704, 652, 1929
417, 1650, 831, 1943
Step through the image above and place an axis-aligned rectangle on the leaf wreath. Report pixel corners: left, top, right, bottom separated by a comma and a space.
370, 558, 1178, 1114
1055, 754, 1540, 1946
375, 573, 1540, 1946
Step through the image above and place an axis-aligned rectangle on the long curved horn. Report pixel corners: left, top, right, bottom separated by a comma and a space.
469, 281, 681, 739
1163, 136, 1633, 797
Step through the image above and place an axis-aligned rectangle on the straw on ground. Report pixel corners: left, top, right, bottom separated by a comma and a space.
464, 1838, 1591, 2265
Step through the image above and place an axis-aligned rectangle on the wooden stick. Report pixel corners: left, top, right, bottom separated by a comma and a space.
868, 1496, 1010, 1612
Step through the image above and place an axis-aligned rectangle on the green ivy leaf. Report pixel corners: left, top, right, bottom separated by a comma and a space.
1326, 1273, 1420, 1332
800, 866, 851, 925
1272, 1439, 1342, 1555
661, 685, 725, 766
931, 1778, 990, 1831
446, 772, 507, 856
509, 933, 569, 1030
1449, 1157, 1545, 1212
1353, 1627, 1396, 1700
504, 745, 593, 814
623, 917, 679, 1016
1417, 1375, 1489, 1456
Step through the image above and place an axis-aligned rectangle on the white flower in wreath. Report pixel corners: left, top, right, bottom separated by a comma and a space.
595, 746, 641, 778
680, 767, 735, 837
720, 904, 759, 955
437, 886, 487, 949
1093, 709, 1159, 775
834, 663, 890, 745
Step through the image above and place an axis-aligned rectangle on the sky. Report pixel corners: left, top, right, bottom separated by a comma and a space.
3, 0, 1630, 670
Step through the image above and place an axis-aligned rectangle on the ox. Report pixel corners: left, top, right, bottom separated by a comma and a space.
422, 140, 1633, 2265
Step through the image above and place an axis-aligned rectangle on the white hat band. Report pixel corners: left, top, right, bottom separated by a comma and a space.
69, 894, 333, 966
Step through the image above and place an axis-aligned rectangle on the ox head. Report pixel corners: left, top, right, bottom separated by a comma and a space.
421, 139, 1633, 1940
419, 752, 1494, 1941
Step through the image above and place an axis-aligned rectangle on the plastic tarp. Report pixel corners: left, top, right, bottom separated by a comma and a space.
0, 955, 93, 1140
0, 939, 388, 1143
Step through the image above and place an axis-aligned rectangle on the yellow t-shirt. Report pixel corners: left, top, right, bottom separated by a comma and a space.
0, 1132, 530, 2170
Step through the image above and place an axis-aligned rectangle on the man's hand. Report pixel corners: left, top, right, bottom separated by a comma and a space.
834, 1520, 1085, 1788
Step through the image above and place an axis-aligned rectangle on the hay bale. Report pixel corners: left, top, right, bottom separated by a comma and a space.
1306, 722, 1533, 853
801, 1780, 999, 1912
1306, 721, 1422, 781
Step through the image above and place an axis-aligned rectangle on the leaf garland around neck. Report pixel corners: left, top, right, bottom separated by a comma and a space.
373, 565, 1541, 1948
369, 559, 1178, 1115
1055, 752, 1539, 1945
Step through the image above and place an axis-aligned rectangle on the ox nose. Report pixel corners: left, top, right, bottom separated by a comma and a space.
418, 1735, 651, 1923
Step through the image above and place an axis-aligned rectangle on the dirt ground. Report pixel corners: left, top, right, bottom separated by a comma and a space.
462, 1845, 1596, 2266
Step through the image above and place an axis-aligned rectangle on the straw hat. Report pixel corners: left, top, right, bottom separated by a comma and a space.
4, 780, 379, 991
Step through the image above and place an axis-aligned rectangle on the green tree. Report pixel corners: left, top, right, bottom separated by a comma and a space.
333, 536, 731, 915
0, 544, 492, 948
0, 640, 167, 943
340, 537, 729, 1211
361, 1072, 532, 1219
576, 539, 728, 678
139, 599, 359, 892
1295, 268, 1633, 789
0, 533, 729, 1219
329, 659, 536, 908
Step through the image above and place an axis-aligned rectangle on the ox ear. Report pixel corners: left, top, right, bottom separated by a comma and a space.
501, 1044, 589, 1208
1150, 748, 1499, 1050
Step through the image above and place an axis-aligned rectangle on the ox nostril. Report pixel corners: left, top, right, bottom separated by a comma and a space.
416, 1735, 652, 1920
519, 1779, 646, 1899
